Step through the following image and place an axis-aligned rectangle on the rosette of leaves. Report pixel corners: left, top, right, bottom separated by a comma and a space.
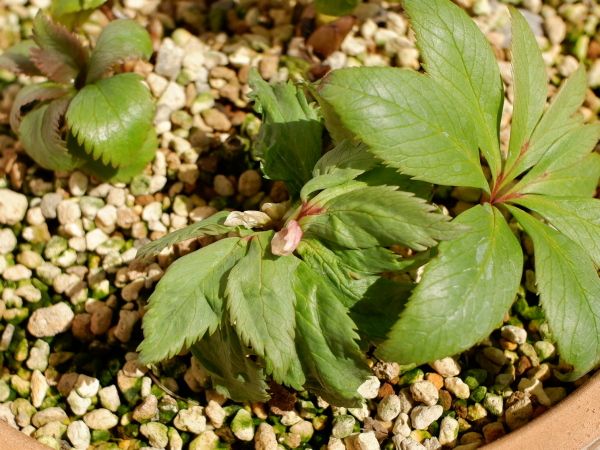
318, 0, 600, 380
0, 13, 156, 182
136, 70, 460, 405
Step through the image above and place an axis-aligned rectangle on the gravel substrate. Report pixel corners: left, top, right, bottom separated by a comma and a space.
0, 0, 599, 449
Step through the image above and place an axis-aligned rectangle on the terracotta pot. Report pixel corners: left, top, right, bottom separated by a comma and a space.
1, 371, 599, 450
0, 421, 51, 450
485, 370, 600, 449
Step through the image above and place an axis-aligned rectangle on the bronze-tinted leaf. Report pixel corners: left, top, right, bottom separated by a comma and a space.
9, 82, 71, 132
31, 12, 88, 83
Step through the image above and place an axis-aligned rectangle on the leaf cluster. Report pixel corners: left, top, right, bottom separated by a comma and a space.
318, 0, 600, 380
138, 70, 459, 406
138, 0, 600, 405
0, 13, 155, 181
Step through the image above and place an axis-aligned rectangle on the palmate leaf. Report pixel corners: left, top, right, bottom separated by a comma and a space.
249, 69, 323, 196
31, 13, 88, 84
505, 6, 547, 169
86, 19, 153, 83
318, 68, 488, 190
136, 211, 232, 259
377, 205, 523, 365
66, 73, 155, 168
512, 196, 600, 268
293, 261, 370, 407
9, 82, 71, 132
506, 67, 587, 180
191, 324, 269, 402
403, 0, 504, 180
226, 231, 301, 386
300, 183, 457, 251
138, 237, 247, 364
18, 99, 84, 172
0, 40, 42, 76
509, 206, 600, 381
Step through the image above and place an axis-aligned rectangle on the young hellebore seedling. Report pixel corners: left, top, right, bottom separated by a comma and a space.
0, 13, 156, 182
136, 69, 460, 405
318, 0, 600, 381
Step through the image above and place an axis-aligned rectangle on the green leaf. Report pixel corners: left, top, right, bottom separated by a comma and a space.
314, 0, 359, 16
377, 204, 523, 365
51, 0, 107, 15
403, 0, 503, 180
511, 124, 600, 198
9, 82, 71, 132
508, 67, 587, 179
296, 239, 376, 308
249, 69, 323, 196
226, 232, 301, 386
69, 129, 157, 182
0, 40, 42, 76
356, 167, 433, 200
508, 206, 600, 380
66, 73, 155, 169
136, 211, 232, 259
18, 100, 83, 172
313, 140, 376, 177
31, 13, 88, 84
302, 140, 378, 200
300, 183, 457, 251
331, 246, 426, 274
515, 153, 600, 198
512, 196, 600, 268
191, 324, 269, 402
317, 67, 488, 190
504, 7, 547, 172
293, 261, 370, 407
138, 237, 247, 364
86, 19, 153, 83
351, 278, 413, 344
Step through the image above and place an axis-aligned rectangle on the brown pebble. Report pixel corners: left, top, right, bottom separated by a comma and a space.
482, 422, 506, 443
90, 305, 113, 336
499, 338, 518, 351
516, 355, 533, 375
377, 383, 395, 398
438, 389, 452, 411
135, 194, 155, 206
532, 405, 547, 419
270, 181, 289, 203
425, 373, 444, 390
307, 16, 355, 59
71, 313, 93, 342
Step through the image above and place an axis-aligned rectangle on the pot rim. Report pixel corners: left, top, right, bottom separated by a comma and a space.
484, 369, 600, 449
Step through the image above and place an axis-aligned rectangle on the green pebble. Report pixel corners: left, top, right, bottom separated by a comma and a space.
534, 341, 556, 361
398, 368, 424, 385
464, 376, 479, 391
91, 429, 112, 443
470, 386, 487, 403
0, 380, 12, 402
